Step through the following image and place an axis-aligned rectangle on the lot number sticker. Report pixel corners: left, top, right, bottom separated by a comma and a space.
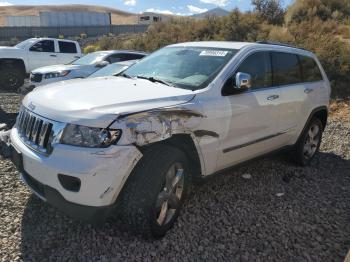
200, 50, 229, 57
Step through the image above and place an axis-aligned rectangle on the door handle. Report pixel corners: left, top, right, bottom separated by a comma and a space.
50, 54, 57, 57
304, 88, 314, 94
267, 95, 279, 101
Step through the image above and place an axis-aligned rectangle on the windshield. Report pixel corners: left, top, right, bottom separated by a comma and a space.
15, 39, 36, 49
72, 52, 106, 65
89, 63, 129, 78
122, 46, 238, 90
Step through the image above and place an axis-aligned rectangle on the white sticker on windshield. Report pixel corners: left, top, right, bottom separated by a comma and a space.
199, 50, 229, 57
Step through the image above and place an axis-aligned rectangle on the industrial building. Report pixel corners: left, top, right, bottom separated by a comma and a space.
5, 11, 111, 27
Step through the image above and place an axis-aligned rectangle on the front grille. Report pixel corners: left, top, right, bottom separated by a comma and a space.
30, 73, 43, 83
16, 107, 62, 155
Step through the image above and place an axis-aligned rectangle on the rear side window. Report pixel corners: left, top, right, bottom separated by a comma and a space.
235, 51, 272, 89
59, 41, 77, 54
271, 52, 302, 86
299, 55, 323, 82
29, 40, 55, 53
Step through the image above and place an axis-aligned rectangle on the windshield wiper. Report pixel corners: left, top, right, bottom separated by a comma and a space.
136, 75, 174, 87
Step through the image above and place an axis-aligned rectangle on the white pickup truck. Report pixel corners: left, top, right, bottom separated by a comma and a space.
0, 38, 82, 90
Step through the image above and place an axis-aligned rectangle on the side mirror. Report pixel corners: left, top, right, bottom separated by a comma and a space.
235, 72, 252, 90
96, 61, 109, 68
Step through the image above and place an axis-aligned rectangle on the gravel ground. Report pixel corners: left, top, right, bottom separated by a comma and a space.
0, 91, 349, 261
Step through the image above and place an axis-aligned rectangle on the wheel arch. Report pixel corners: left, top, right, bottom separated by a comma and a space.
138, 133, 204, 183
297, 106, 328, 143
0, 58, 26, 75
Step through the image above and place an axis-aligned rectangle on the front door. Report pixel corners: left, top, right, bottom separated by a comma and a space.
27, 40, 58, 71
216, 51, 282, 170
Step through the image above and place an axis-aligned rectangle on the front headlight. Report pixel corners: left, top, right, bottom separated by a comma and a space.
45, 70, 70, 79
61, 124, 121, 148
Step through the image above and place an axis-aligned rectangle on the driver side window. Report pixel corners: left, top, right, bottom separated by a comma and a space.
235, 52, 272, 89
223, 51, 272, 96
29, 40, 55, 53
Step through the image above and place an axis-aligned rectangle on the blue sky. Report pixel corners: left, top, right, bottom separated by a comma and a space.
0, 0, 294, 15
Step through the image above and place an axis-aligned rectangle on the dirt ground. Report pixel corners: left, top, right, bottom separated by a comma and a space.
0, 93, 349, 261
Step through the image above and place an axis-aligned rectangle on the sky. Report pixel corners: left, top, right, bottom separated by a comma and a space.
0, 0, 294, 15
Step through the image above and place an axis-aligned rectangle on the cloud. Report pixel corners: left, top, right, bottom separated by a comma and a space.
145, 8, 174, 15
124, 0, 136, 6
187, 5, 208, 14
199, 0, 229, 7
0, 1, 13, 6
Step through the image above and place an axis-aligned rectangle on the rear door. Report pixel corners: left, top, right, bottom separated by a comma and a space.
298, 54, 325, 110
57, 41, 81, 64
216, 51, 282, 170
271, 52, 309, 145
27, 40, 58, 71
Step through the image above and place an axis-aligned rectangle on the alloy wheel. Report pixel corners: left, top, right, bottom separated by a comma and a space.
155, 163, 185, 226
303, 124, 321, 159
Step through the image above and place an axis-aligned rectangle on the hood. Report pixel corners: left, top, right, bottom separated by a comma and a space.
23, 77, 195, 127
32, 64, 93, 74
0, 46, 25, 56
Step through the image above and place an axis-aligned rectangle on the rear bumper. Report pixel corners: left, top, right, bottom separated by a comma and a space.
21, 171, 113, 224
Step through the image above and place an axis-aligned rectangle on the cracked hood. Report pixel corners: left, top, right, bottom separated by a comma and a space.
23, 76, 195, 127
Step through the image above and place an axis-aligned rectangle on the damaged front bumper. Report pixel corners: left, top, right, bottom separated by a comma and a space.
10, 127, 143, 223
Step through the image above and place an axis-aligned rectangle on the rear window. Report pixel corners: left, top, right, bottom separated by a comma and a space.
272, 52, 302, 86
107, 53, 146, 63
59, 41, 77, 54
299, 55, 323, 82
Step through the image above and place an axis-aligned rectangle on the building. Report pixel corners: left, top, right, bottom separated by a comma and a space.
138, 12, 169, 25
5, 11, 111, 27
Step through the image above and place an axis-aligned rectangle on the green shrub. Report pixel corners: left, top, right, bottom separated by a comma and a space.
92, 2, 350, 98
83, 45, 100, 54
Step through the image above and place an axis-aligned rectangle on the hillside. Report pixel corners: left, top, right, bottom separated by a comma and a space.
192, 7, 230, 18
0, 4, 138, 26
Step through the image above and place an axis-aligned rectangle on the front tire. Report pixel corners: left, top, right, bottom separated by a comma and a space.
293, 117, 324, 166
118, 144, 190, 238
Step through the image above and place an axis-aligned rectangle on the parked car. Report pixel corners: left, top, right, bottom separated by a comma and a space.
10, 41, 330, 238
0, 38, 81, 90
87, 60, 138, 78
29, 51, 147, 87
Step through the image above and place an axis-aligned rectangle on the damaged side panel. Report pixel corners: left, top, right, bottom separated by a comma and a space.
113, 106, 207, 146
109, 103, 221, 177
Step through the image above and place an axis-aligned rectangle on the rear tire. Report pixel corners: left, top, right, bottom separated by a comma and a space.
118, 144, 190, 238
0, 66, 25, 91
293, 117, 324, 166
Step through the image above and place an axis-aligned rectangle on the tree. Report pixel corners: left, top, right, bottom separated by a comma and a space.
252, 0, 285, 25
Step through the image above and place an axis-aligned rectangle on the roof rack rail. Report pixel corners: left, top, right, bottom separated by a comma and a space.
256, 41, 305, 50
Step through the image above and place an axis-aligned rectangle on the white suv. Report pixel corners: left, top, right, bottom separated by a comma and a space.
10, 41, 330, 238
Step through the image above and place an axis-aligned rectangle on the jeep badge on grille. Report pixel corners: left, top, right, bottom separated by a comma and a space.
28, 102, 36, 111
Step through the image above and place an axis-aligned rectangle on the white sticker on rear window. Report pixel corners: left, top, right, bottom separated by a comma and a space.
199, 50, 229, 57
